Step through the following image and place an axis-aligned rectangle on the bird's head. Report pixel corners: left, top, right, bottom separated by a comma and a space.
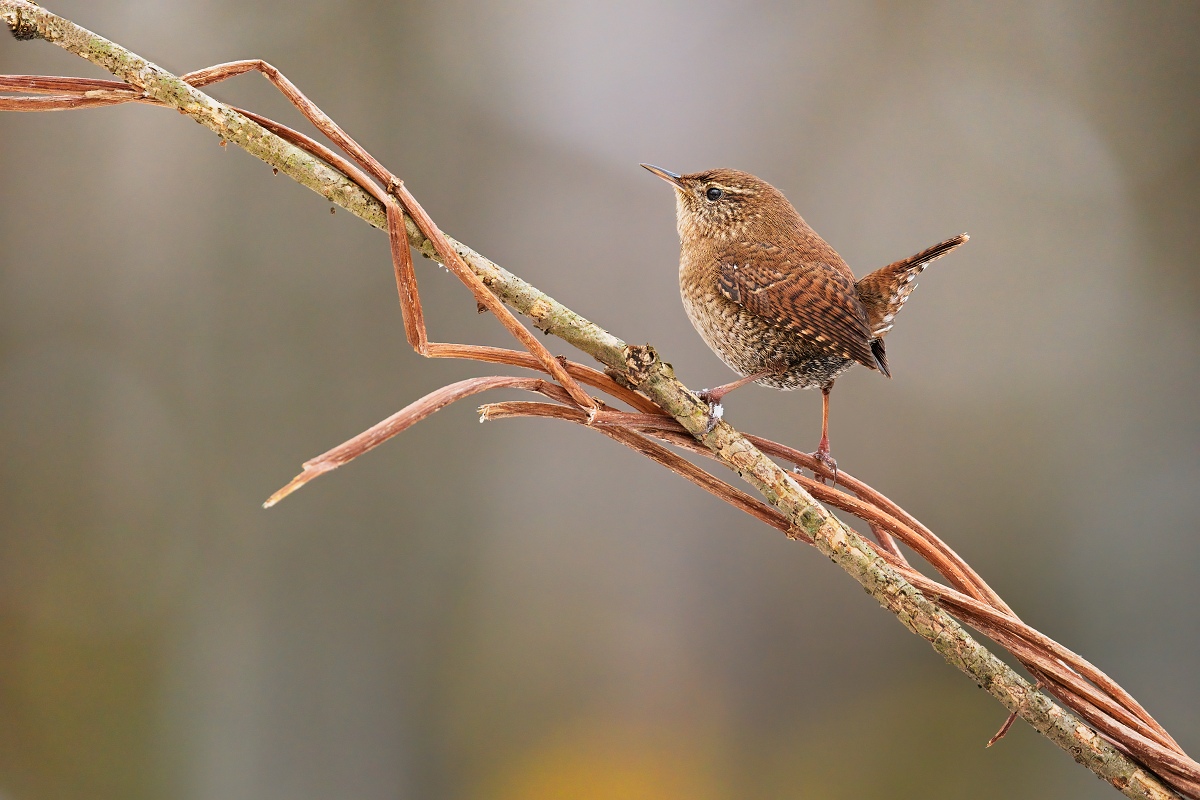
641, 165, 797, 242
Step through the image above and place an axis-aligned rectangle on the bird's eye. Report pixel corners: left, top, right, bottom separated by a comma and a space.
705, 187, 723, 201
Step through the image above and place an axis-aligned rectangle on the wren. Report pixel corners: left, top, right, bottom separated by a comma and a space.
642, 164, 967, 478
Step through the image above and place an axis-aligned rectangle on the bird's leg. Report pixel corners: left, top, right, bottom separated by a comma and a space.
810, 382, 838, 483
696, 367, 778, 433
698, 370, 770, 405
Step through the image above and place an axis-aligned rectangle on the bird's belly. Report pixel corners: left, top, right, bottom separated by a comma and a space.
682, 293, 854, 390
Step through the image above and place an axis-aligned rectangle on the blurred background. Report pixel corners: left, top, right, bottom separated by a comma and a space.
1, 1, 1198, 797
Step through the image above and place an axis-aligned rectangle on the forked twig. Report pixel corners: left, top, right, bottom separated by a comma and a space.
1, 4, 1193, 798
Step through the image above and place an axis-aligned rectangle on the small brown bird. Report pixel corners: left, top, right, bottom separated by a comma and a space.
642, 164, 967, 477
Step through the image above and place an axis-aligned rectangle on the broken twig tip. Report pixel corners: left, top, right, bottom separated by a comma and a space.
987, 709, 1019, 747
263, 472, 312, 508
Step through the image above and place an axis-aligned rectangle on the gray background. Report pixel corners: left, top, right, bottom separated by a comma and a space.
1, 1, 1197, 798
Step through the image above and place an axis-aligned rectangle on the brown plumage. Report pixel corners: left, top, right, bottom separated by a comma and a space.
642, 164, 967, 475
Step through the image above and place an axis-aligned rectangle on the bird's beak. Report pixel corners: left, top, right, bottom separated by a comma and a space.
640, 163, 684, 189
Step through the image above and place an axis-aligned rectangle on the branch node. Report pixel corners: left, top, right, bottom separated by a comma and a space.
622, 343, 658, 387
6, 5, 42, 40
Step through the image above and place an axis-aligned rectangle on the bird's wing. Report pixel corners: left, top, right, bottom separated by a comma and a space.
716, 246, 879, 372
855, 233, 968, 338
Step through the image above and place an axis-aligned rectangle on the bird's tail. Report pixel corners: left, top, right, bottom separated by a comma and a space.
855, 233, 969, 340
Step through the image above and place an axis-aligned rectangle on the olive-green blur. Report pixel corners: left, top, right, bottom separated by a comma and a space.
1, 2, 1197, 798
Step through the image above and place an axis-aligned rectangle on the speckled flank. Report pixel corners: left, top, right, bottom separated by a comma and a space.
680, 263, 856, 390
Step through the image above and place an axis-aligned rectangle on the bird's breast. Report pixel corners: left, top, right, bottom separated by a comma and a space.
677, 247, 853, 390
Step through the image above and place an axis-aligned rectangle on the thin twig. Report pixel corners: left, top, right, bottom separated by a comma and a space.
989, 703, 1025, 747
478, 400, 808, 542
264, 376, 576, 507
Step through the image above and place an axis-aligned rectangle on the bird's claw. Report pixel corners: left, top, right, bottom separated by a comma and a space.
697, 389, 724, 434
809, 447, 838, 485
703, 401, 724, 434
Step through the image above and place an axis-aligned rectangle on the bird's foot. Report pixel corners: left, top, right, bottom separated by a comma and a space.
808, 445, 838, 485
696, 389, 724, 434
